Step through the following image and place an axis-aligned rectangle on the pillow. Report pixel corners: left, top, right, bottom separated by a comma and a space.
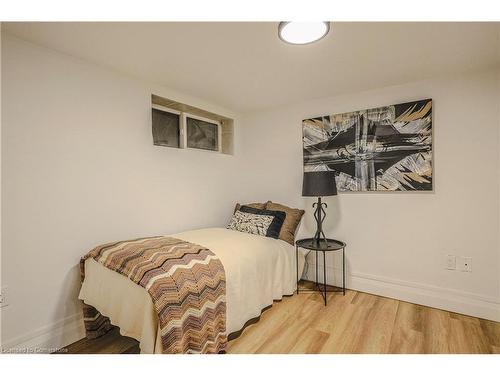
239, 205, 286, 239
265, 201, 305, 245
233, 202, 266, 213
227, 210, 274, 237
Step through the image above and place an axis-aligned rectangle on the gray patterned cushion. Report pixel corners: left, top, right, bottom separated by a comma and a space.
227, 211, 273, 237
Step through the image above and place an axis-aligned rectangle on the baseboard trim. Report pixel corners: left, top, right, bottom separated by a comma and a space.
304, 268, 500, 322
1, 312, 85, 353
352, 272, 500, 322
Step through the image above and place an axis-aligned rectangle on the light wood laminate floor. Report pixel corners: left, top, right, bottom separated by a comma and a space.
63, 283, 500, 354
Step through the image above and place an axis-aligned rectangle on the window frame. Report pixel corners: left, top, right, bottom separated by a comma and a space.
151, 104, 183, 149
183, 113, 222, 154
151, 104, 222, 153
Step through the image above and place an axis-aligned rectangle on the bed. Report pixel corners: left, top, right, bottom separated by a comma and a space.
79, 227, 307, 353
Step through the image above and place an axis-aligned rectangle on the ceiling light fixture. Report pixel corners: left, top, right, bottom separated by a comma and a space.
278, 22, 330, 45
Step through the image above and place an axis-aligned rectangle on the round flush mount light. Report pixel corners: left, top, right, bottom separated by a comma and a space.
278, 21, 330, 45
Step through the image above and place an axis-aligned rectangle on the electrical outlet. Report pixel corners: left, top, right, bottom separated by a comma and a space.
0, 286, 8, 308
446, 255, 456, 270
457, 257, 472, 272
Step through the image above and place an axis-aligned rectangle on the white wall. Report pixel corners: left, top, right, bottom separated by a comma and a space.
238, 69, 500, 321
1, 35, 243, 349
0, 23, 3, 349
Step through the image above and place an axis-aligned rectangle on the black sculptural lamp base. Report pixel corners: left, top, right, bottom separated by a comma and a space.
312, 196, 329, 247
303, 171, 337, 248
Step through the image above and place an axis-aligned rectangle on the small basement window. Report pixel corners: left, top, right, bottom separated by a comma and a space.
186, 115, 220, 152
151, 94, 234, 155
152, 106, 181, 148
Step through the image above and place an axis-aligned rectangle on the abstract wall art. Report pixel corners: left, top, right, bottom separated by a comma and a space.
302, 99, 433, 192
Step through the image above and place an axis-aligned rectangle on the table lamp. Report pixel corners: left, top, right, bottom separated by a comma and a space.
302, 171, 337, 245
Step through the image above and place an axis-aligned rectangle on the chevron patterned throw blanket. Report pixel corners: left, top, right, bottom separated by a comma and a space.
80, 236, 227, 353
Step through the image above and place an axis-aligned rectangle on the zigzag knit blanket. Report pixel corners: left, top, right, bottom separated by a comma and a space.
80, 236, 227, 353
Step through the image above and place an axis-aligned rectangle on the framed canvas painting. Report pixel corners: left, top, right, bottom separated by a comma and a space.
302, 99, 433, 192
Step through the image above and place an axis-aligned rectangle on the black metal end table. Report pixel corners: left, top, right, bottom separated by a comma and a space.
295, 238, 346, 306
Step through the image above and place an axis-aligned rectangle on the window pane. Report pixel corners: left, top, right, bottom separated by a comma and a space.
186, 117, 219, 151
152, 108, 180, 148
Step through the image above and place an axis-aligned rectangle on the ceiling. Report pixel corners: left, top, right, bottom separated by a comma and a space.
3, 22, 500, 113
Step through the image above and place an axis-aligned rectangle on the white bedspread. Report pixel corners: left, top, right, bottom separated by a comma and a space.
79, 227, 306, 353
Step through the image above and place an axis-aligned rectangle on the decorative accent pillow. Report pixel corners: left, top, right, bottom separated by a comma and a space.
239, 205, 286, 239
265, 201, 305, 245
233, 202, 266, 213
227, 211, 274, 237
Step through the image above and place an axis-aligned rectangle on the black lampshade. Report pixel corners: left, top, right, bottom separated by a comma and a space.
302, 171, 337, 197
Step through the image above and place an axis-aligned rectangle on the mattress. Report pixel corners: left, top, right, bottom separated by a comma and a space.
79, 227, 307, 353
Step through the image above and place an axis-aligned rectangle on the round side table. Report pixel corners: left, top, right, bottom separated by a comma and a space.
295, 238, 346, 306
